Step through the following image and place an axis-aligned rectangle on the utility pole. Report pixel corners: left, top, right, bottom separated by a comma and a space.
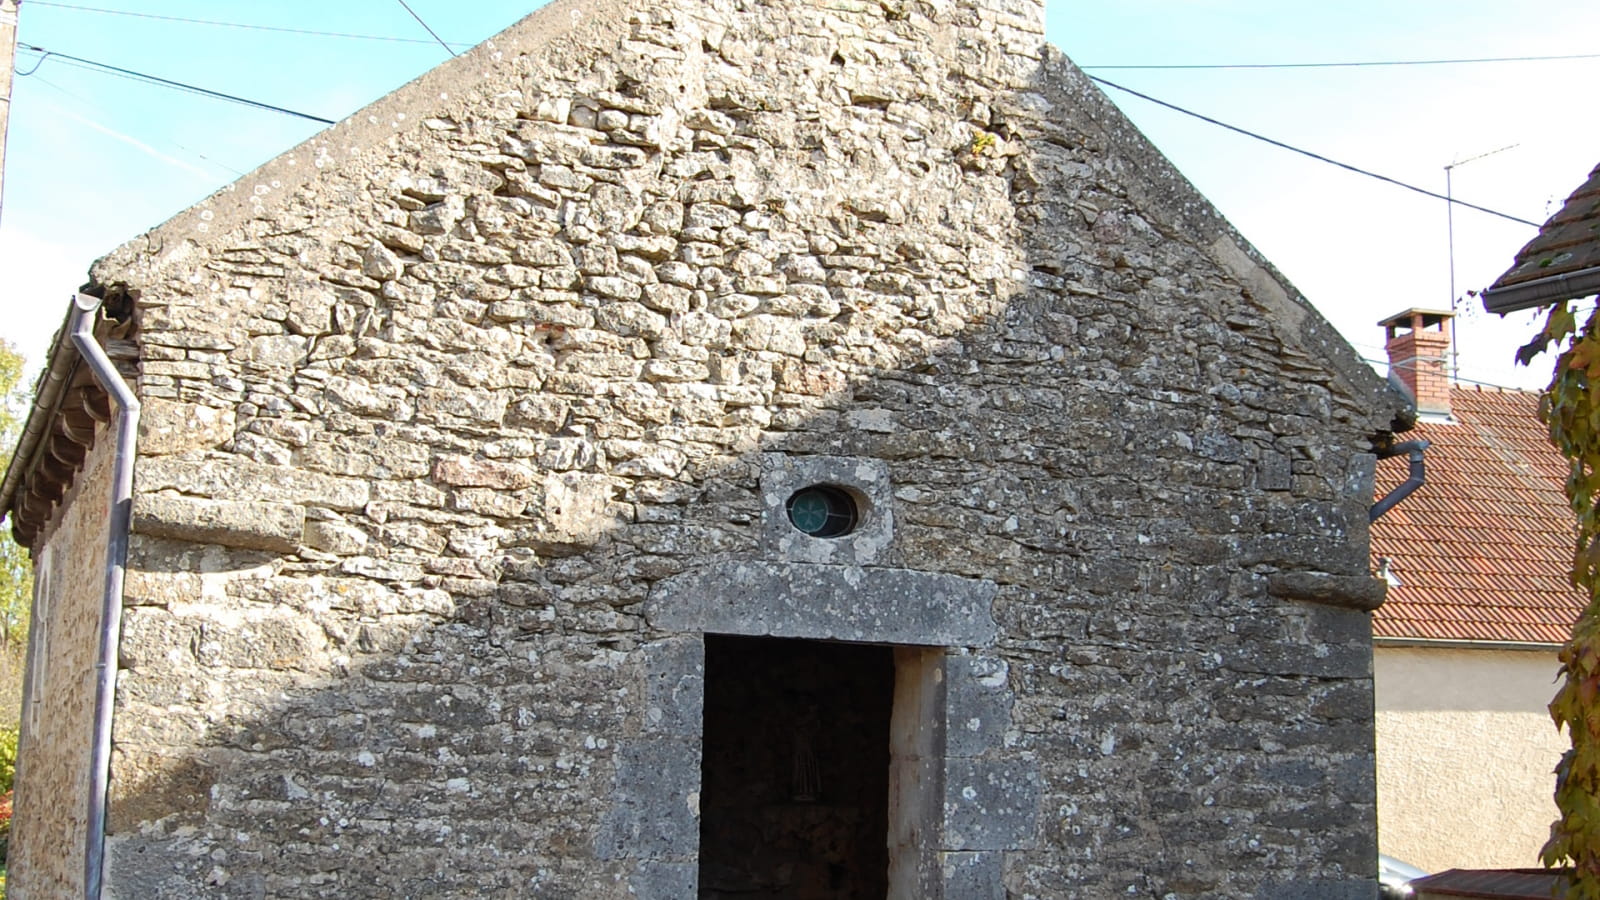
0, 0, 19, 228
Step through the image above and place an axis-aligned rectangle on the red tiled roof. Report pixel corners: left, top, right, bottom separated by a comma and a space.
1482, 161, 1600, 313
1490, 162, 1600, 291
1370, 385, 1584, 645
1409, 868, 1569, 898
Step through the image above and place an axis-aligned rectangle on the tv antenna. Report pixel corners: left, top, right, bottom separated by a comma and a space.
1445, 143, 1519, 377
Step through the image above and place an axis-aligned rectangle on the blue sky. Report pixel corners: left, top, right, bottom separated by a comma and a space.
3, 0, 1598, 390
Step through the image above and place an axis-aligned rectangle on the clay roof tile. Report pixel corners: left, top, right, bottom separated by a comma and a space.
1371, 386, 1584, 645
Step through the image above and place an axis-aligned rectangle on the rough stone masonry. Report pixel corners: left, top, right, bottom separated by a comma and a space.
2, 0, 1405, 896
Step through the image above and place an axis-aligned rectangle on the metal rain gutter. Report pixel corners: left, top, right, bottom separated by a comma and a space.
70, 292, 139, 900
0, 304, 84, 522
1370, 440, 1430, 523
1481, 266, 1600, 314
1373, 636, 1559, 653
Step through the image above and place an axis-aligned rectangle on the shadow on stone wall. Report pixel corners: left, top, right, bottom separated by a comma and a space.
85, 23, 1391, 900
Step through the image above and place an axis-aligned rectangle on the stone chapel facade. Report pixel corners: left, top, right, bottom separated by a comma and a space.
1, 0, 1405, 896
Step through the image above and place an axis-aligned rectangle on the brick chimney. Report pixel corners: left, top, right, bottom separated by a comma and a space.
1380, 308, 1453, 417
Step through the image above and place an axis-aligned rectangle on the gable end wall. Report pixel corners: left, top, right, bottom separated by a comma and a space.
16, 0, 1394, 896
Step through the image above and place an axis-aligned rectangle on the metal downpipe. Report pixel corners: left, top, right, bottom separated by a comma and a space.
70, 292, 139, 900
1370, 440, 1430, 523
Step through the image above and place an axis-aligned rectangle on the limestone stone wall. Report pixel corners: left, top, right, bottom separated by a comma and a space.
66, 0, 1395, 895
9, 432, 117, 898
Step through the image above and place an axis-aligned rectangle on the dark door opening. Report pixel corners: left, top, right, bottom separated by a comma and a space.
699, 635, 894, 899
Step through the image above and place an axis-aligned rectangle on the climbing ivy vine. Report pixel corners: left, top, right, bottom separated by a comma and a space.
1526, 300, 1600, 897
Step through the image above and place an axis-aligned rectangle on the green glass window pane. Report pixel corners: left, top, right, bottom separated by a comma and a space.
785, 485, 858, 538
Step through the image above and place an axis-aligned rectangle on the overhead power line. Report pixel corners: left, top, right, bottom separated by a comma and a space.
1081, 52, 1600, 71
17, 43, 335, 124
394, 0, 456, 58
0, 36, 1560, 233
26, 1, 472, 48
1359, 356, 1547, 391
1088, 75, 1540, 228
36, 2, 1597, 73
30, 73, 246, 178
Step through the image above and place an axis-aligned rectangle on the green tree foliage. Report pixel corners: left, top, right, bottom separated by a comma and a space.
1526, 302, 1600, 896
0, 342, 27, 889
0, 728, 14, 798
0, 343, 29, 648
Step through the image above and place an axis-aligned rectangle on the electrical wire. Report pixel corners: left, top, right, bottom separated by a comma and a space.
28, 1, 1599, 72
394, 0, 457, 58
1081, 52, 1600, 71
17, 43, 336, 125
15, 49, 51, 76
29, 73, 247, 178
11, 47, 1550, 232
25, 1, 471, 48
7, 12, 1573, 391
1360, 357, 1548, 391
0, 26, 1560, 233
1088, 75, 1540, 228
23, 50, 265, 104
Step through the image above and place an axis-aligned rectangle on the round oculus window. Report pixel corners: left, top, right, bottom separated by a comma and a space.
785, 485, 859, 538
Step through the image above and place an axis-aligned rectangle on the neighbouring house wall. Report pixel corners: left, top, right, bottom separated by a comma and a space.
8, 433, 118, 897
20, 0, 1401, 895
1374, 645, 1565, 872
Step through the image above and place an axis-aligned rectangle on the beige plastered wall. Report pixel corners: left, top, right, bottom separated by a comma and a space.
1374, 644, 1564, 872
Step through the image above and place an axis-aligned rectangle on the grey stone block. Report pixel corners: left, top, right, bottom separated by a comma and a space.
1267, 572, 1386, 611
1257, 451, 1293, 491
594, 739, 701, 861
132, 493, 304, 553
940, 851, 1005, 900
942, 758, 1041, 851
641, 637, 704, 738
646, 563, 998, 647
1254, 879, 1377, 900
759, 454, 894, 566
1225, 640, 1371, 679
1345, 452, 1378, 502
136, 457, 370, 511
1306, 604, 1380, 647
628, 861, 698, 898
944, 655, 1011, 758
138, 399, 235, 456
